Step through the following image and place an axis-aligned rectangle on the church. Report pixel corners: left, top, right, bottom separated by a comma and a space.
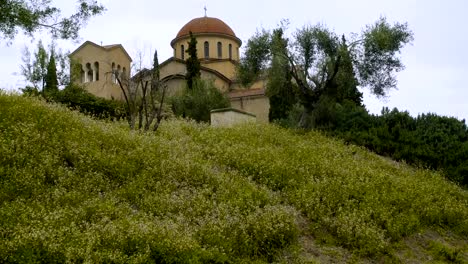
69, 15, 270, 122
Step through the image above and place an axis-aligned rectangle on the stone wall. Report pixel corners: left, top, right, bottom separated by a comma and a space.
210, 108, 256, 127
229, 94, 270, 123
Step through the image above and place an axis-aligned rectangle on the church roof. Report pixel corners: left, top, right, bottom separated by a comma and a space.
172, 16, 241, 46
228, 88, 265, 99
176, 16, 236, 38
69, 41, 132, 62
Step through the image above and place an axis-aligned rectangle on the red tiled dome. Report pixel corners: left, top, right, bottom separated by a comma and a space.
176, 17, 236, 38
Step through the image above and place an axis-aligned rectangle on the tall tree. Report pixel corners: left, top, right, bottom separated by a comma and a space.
44, 51, 58, 93
238, 17, 413, 128
267, 28, 296, 122
308, 35, 365, 129
1, 0, 105, 42
185, 31, 201, 90
20, 41, 69, 92
20, 40, 48, 91
327, 36, 363, 106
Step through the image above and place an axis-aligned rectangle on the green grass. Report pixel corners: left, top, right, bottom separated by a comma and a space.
428, 240, 465, 263
0, 93, 467, 263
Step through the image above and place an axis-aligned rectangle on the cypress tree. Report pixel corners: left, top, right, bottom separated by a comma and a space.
44, 52, 58, 94
267, 28, 295, 122
333, 35, 363, 106
185, 31, 201, 90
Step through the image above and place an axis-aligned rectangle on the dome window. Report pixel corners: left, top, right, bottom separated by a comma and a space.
217, 42, 222, 59
204, 41, 209, 59
181, 44, 185, 60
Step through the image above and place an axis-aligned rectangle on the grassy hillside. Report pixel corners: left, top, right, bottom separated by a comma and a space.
0, 93, 467, 263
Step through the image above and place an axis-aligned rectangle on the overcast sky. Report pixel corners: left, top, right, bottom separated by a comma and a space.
1, 0, 467, 121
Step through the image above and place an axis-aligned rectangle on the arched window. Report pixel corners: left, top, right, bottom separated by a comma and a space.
117, 65, 121, 83
122, 67, 127, 79
86, 63, 92, 83
217, 42, 222, 58
228, 44, 232, 60
94, 62, 99, 81
204, 41, 209, 59
111, 62, 116, 83
181, 45, 185, 60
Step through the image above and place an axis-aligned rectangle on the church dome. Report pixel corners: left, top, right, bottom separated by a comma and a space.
171, 16, 241, 47
176, 16, 236, 38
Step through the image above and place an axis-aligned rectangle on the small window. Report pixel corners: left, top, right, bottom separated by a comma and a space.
112, 62, 116, 83
217, 42, 222, 59
117, 65, 121, 83
86, 63, 92, 83
204, 41, 209, 59
228, 44, 232, 60
94, 62, 99, 81
181, 45, 185, 60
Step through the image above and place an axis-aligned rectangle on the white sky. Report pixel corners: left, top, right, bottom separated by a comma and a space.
1, 0, 467, 121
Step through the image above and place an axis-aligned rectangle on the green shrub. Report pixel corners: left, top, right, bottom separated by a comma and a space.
329, 106, 468, 186
191, 123, 468, 256
0, 94, 296, 263
171, 79, 230, 122
429, 241, 464, 263
20, 86, 41, 97
281, 99, 468, 186
51, 84, 126, 120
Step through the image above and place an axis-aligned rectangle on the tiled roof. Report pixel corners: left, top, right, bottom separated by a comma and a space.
176, 17, 236, 38
102, 44, 119, 49
69, 41, 132, 62
228, 89, 265, 99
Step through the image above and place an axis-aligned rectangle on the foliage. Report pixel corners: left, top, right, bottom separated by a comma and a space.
20, 41, 69, 91
19, 85, 40, 97
2, 94, 466, 261
20, 40, 48, 91
237, 29, 271, 87
267, 28, 297, 122
51, 84, 126, 120
428, 241, 465, 263
171, 79, 230, 123
44, 52, 58, 94
323, 106, 468, 186
273, 102, 304, 128
0, 94, 298, 263
330, 36, 363, 106
185, 31, 201, 90
357, 17, 414, 96
238, 17, 413, 127
191, 122, 467, 257
0, 0, 105, 41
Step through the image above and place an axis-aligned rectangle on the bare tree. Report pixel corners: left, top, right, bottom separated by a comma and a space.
113, 50, 168, 132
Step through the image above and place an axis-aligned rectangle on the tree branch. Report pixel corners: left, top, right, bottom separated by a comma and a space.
115, 73, 133, 129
